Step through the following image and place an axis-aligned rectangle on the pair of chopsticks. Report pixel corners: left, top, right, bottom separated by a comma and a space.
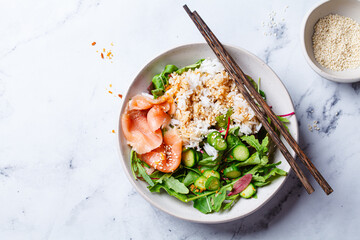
183, 5, 333, 195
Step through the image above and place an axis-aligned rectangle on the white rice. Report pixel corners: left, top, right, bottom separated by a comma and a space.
165, 58, 262, 150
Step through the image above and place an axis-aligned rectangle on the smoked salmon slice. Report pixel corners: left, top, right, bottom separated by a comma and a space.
128, 95, 169, 111
140, 129, 182, 173
121, 109, 163, 154
147, 105, 171, 132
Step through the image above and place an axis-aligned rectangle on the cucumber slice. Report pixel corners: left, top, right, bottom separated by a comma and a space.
194, 176, 207, 190
223, 166, 241, 178
232, 145, 250, 161
214, 136, 227, 151
203, 170, 220, 179
207, 131, 221, 146
240, 183, 256, 199
182, 149, 197, 167
205, 176, 221, 190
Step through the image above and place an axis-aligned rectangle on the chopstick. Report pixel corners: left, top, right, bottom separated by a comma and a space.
184, 5, 333, 195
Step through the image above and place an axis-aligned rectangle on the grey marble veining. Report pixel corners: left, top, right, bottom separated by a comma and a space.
1, 0, 359, 239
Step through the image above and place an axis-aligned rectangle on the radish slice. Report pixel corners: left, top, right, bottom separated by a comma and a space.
224, 116, 231, 139
227, 174, 253, 196
278, 112, 295, 117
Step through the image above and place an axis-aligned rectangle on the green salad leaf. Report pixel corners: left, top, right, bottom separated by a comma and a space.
183, 171, 200, 186
151, 59, 204, 99
137, 162, 154, 187
193, 195, 212, 214
241, 135, 269, 158
216, 108, 233, 128
149, 184, 188, 202
164, 176, 189, 194
246, 75, 266, 100
211, 185, 232, 212
176, 59, 204, 75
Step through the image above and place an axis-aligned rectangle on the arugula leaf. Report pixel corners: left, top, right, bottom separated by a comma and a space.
137, 162, 154, 187
176, 59, 204, 75
184, 166, 202, 175
277, 116, 290, 132
253, 168, 287, 187
164, 176, 189, 194
150, 89, 164, 98
193, 196, 212, 214
183, 171, 200, 186
241, 135, 261, 151
246, 75, 267, 100
130, 150, 138, 180
241, 135, 269, 157
151, 60, 204, 98
151, 64, 178, 99
148, 184, 188, 202
155, 173, 171, 184
223, 194, 240, 210
212, 185, 232, 212
235, 152, 268, 167
216, 108, 233, 128
277, 116, 290, 123
228, 126, 240, 136
197, 155, 222, 167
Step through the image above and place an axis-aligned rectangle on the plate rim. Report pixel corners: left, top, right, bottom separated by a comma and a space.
116, 43, 298, 224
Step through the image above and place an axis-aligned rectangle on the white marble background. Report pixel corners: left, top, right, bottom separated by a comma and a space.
0, 0, 359, 239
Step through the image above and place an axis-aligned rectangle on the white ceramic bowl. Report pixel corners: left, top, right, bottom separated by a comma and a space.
301, 0, 360, 83
117, 43, 298, 223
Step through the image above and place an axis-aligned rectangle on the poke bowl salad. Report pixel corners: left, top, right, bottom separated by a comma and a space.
120, 57, 292, 215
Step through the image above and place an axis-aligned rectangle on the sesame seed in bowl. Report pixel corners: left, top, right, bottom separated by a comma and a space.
301, 0, 360, 83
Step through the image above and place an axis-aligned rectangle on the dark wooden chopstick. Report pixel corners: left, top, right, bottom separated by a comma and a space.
184, 5, 333, 195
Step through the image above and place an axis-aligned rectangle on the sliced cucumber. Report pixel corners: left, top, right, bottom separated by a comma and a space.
232, 145, 250, 161
223, 166, 241, 179
194, 176, 207, 190
205, 176, 221, 190
214, 136, 227, 151
240, 183, 256, 199
207, 131, 221, 146
203, 170, 220, 179
182, 149, 197, 167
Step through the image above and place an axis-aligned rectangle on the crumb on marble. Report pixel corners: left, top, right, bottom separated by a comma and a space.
92, 42, 96, 46
112, 130, 115, 133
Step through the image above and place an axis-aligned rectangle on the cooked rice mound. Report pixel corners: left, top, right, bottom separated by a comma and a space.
164, 59, 261, 149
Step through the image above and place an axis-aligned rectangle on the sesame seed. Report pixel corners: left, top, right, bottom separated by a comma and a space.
313, 14, 360, 71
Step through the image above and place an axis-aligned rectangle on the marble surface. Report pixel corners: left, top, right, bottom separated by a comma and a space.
0, 0, 359, 239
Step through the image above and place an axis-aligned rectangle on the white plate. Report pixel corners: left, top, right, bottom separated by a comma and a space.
117, 43, 298, 224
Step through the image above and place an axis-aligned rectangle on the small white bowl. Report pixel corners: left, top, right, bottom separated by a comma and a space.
301, 0, 360, 83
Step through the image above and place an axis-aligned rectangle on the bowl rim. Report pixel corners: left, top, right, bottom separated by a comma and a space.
116, 43, 298, 224
300, 0, 360, 83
